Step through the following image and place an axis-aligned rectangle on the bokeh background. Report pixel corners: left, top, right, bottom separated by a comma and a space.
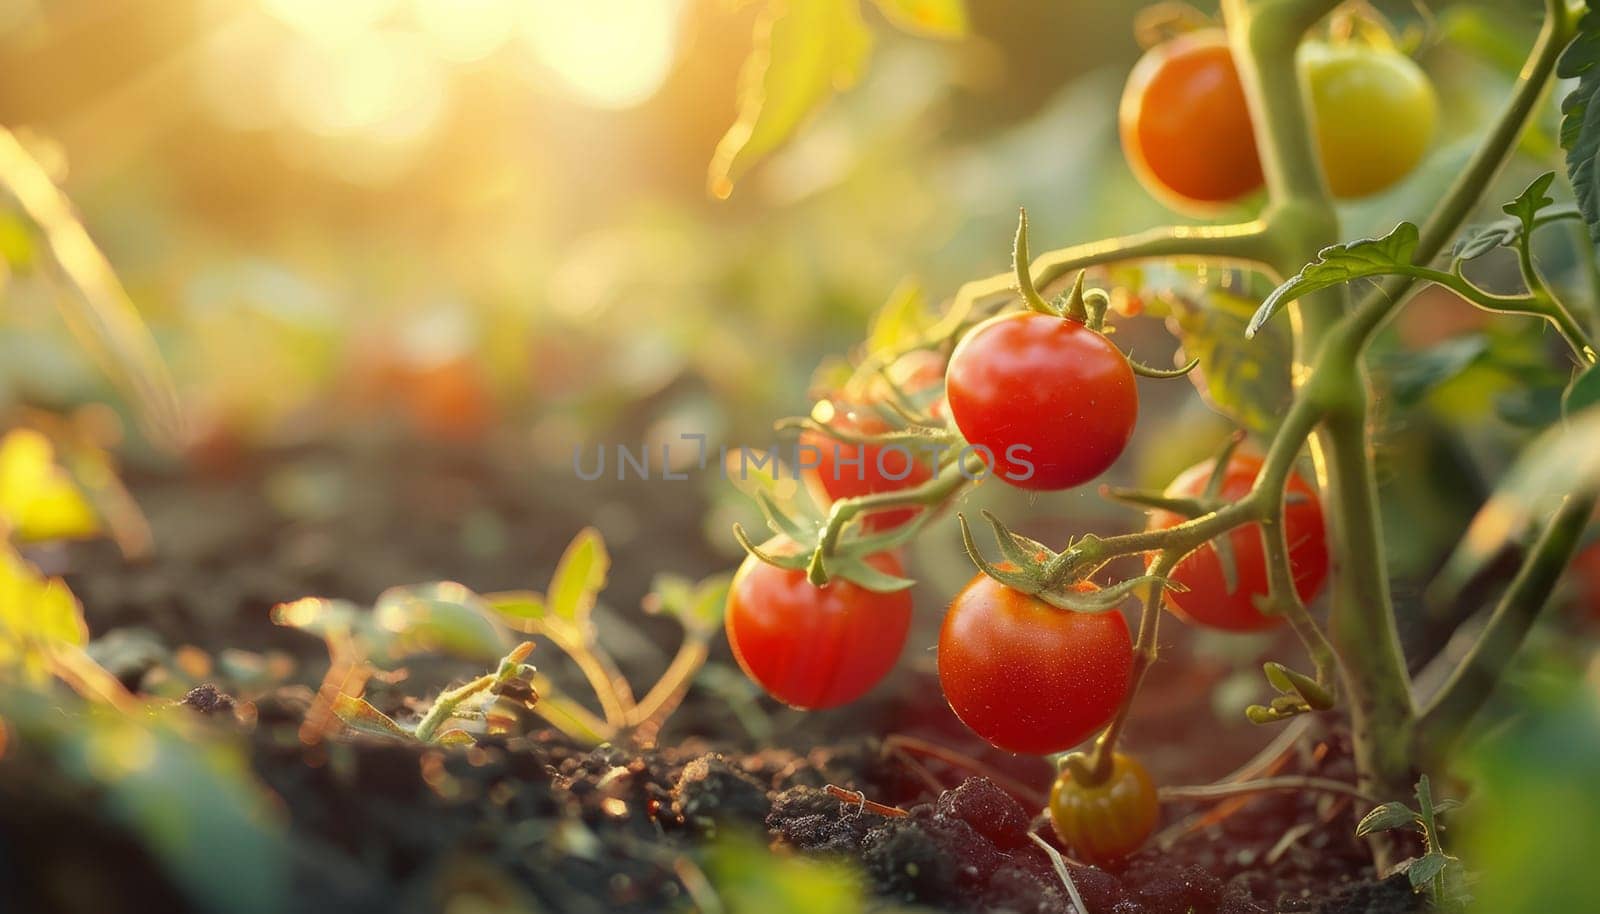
3, 3, 1599, 910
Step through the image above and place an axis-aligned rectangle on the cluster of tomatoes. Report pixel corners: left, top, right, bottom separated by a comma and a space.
1121, 26, 1437, 209
721, 18, 1409, 865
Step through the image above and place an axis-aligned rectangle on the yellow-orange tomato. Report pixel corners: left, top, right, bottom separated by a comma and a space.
1120, 30, 1264, 212
1048, 752, 1160, 866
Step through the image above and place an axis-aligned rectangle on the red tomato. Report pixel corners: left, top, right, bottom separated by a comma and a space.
802, 402, 935, 533
945, 312, 1137, 491
1568, 541, 1600, 622
1149, 453, 1329, 631
1049, 752, 1160, 866
1120, 29, 1264, 211
725, 541, 913, 710
938, 574, 1133, 754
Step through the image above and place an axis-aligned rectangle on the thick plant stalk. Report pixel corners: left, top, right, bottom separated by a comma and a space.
1223, 0, 1418, 808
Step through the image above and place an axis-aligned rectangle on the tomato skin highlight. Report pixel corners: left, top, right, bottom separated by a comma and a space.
1149, 453, 1329, 632
1300, 41, 1438, 199
801, 403, 934, 533
938, 574, 1133, 755
945, 312, 1138, 491
1120, 30, 1264, 211
725, 543, 913, 710
1048, 752, 1160, 866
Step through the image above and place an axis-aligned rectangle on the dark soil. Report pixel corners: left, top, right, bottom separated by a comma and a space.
2, 436, 1424, 914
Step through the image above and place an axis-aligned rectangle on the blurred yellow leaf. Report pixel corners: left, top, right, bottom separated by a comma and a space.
0, 428, 100, 542
708, 0, 873, 198
0, 543, 88, 679
865, 278, 931, 362
547, 528, 610, 628
870, 0, 967, 38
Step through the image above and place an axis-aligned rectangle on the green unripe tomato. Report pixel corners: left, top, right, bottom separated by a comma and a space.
1299, 41, 1439, 198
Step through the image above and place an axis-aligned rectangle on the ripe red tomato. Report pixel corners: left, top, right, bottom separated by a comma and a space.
945, 312, 1137, 490
1149, 453, 1329, 632
1048, 752, 1160, 866
938, 573, 1133, 755
725, 541, 913, 710
1567, 541, 1600, 622
1120, 29, 1264, 211
802, 401, 935, 533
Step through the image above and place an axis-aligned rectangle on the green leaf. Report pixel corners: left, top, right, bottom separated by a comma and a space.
707, 0, 872, 198
1387, 336, 1491, 407
1564, 363, 1600, 417
1503, 172, 1557, 233
1559, 8, 1600, 248
1408, 852, 1450, 889
1356, 801, 1422, 837
707, 835, 868, 914
1452, 220, 1521, 261
485, 590, 547, 621
332, 694, 412, 740
646, 572, 733, 639
1249, 223, 1421, 337
1169, 288, 1294, 435
370, 582, 513, 664
546, 528, 610, 625
870, 0, 967, 38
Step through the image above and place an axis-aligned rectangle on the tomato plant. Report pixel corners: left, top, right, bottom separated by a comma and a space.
1048, 752, 1160, 866
945, 311, 1138, 491
938, 572, 1132, 754
725, 540, 913, 710
1120, 29, 1264, 211
1149, 452, 1329, 632
1300, 40, 1438, 199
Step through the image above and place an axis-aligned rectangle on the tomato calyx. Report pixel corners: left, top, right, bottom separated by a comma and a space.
732, 518, 914, 594
956, 509, 1173, 613
1013, 209, 1197, 380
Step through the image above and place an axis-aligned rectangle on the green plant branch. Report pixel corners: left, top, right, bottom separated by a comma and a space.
412, 674, 494, 743
1256, 490, 1339, 692
542, 625, 635, 729
1362, 263, 1597, 360
1414, 490, 1598, 767
625, 635, 711, 739
1159, 775, 1381, 806
808, 455, 977, 584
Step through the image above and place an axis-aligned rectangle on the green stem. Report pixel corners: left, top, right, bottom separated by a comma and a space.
413, 674, 494, 743
1414, 491, 1597, 766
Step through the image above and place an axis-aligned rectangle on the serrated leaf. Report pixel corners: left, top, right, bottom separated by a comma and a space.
1250, 223, 1422, 336
1408, 852, 1450, 888
1356, 801, 1422, 837
332, 694, 412, 740
371, 582, 512, 664
547, 528, 610, 625
1503, 172, 1557, 233
870, 0, 966, 38
1559, 8, 1600, 248
1169, 289, 1293, 435
1564, 363, 1600, 417
0, 428, 100, 542
707, 0, 872, 198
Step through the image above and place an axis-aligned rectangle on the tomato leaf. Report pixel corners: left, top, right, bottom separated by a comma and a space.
1356, 801, 1422, 837
1564, 362, 1600, 417
869, 0, 967, 38
1453, 173, 1570, 262
332, 694, 413, 740
0, 428, 100, 542
1407, 852, 1450, 889
1504, 171, 1557, 233
864, 278, 931, 361
546, 527, 610, 627
1169, 288, 1293, 435
645, 571, 733, 640
708, 0, 873, 198
1249, 222, 1422, 337
370, 582, 513, 664
1559, 6, 1600, 248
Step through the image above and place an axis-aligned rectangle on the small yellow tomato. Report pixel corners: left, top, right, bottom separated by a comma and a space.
1299, 41, 1439, 198
1048, 752, 1160, 866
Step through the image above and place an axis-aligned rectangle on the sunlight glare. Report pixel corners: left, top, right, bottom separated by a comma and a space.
263, 0, 397, 39
521, 0, 680, 109
413, 0, 515, 62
